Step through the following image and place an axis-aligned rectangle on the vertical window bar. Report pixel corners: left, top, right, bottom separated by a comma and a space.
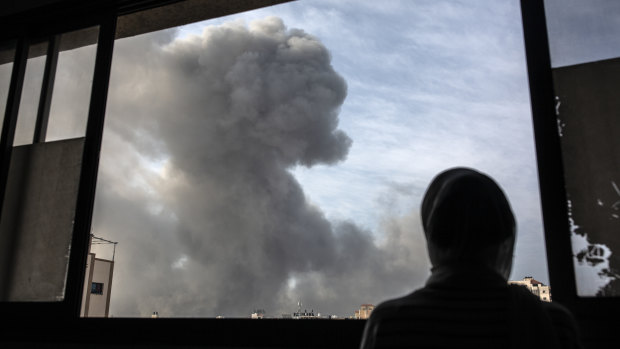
0, 37, 29, 225
520, 0, 576, 304
33, 34, 60, 144
0, 38, 28, 300
64, 14, 116, 317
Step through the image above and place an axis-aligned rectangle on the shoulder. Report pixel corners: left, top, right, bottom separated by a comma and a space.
359, 292, 423, 349
541, 301, 582, 348
366, 288, 433, 321
508, 285, 582, 348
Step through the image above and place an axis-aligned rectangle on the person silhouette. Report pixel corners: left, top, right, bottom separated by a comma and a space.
360, 167, 581, 349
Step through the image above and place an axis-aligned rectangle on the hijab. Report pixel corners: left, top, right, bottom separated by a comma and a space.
421, 167, 516, 279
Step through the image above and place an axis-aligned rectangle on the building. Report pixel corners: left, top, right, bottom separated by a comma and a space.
292, 309, 319, 319
354, 304, 375, 319
80, 235, 116, 317
251, 309, 265, 319
509, 276, 551, 302
80, 252, 114, 317
291, 301, 321, 319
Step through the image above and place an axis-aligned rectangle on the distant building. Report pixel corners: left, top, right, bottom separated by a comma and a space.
291, 301, 321, 319
80, 235, 116, 317
293, 309, 319, 319
509, 276, 551, 302
80, 252, 114, 317
251, 309, 266, 319
354, 304, 375, 319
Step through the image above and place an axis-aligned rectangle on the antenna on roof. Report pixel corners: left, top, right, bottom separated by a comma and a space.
90, 233, 119, 261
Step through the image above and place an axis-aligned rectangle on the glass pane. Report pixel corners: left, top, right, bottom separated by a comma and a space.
0, 35, 88, 302
545, 0, 620, 68
545, 0, 620, 296
13, 40, 48, 146
92, 0, 546, 317
46, 26, 99, 142
0, 41, 16, 136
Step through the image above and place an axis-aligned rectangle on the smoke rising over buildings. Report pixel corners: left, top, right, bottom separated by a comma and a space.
92, 17, 429, 317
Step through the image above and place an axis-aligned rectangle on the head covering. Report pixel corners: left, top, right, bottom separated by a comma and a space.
421, 167, 516, 278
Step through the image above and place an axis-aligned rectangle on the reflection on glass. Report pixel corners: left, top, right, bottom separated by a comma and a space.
545, 0, 620, 297
46, 26, 99, 142
554, 58, 620, 297
13, 40, 48, 146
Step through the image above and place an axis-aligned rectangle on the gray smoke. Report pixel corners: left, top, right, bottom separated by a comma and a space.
92, 17, 429, 317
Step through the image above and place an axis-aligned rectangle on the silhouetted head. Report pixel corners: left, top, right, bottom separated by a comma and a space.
421, 167, 516, 279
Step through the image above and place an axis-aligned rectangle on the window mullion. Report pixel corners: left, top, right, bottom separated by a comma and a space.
33, 34, 60, 144
65, 13, 117, 317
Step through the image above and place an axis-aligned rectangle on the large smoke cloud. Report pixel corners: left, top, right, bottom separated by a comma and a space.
92, 17, 428, 317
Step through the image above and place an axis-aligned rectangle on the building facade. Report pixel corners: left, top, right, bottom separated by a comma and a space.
80, 252, 114, 317
354, 304, 375, 319
509, 276, 551, 302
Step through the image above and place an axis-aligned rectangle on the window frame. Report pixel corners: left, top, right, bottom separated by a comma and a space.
520, 0, 620, 344
0, 0, 618, 347
0, 1, 366, 348
0, 8, 116, 318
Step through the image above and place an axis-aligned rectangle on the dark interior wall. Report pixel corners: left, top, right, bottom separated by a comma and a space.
0, 0, 68, 17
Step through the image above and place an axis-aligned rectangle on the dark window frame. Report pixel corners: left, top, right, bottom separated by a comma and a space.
520, 0, 620, 344
0, 0, 617, 347
0, 2, 366, 348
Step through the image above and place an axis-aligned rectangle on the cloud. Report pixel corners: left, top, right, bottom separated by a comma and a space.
92, 17, 429, 317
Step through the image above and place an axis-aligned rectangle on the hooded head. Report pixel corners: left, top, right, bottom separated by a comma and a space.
421, 167, 516, 279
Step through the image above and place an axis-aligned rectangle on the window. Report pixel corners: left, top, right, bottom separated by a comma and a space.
1, 0, 619, 348
544, 0, 620, 297
90, 0, 546, 318
0, 27, 98, 302
91, 282, 104, 295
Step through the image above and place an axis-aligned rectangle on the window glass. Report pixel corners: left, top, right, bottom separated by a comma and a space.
91, 0, 546, 317
0, 42, 15, 134
0, 36, 86, 302
545, 0, 620, 68
46, 26, 99, 142
545, 0, 620, 296
13, 40, 48, 146
92, 282, 104, 295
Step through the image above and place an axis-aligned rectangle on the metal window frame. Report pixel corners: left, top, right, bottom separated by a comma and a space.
520, 0, 620, 344
0, 8, 117, 318
0, 2, 366, 348
1, 0, 617, 347
32, 33, 60, 144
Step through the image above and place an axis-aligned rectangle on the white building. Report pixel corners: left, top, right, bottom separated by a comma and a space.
80, 235, 116, 317
354, 304, 375, 319
509, 276, 551, 302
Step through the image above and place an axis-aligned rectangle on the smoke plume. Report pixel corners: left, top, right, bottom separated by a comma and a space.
92, 17, 429, 317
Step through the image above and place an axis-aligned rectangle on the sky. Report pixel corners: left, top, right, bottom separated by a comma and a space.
85, 0, 551, 317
